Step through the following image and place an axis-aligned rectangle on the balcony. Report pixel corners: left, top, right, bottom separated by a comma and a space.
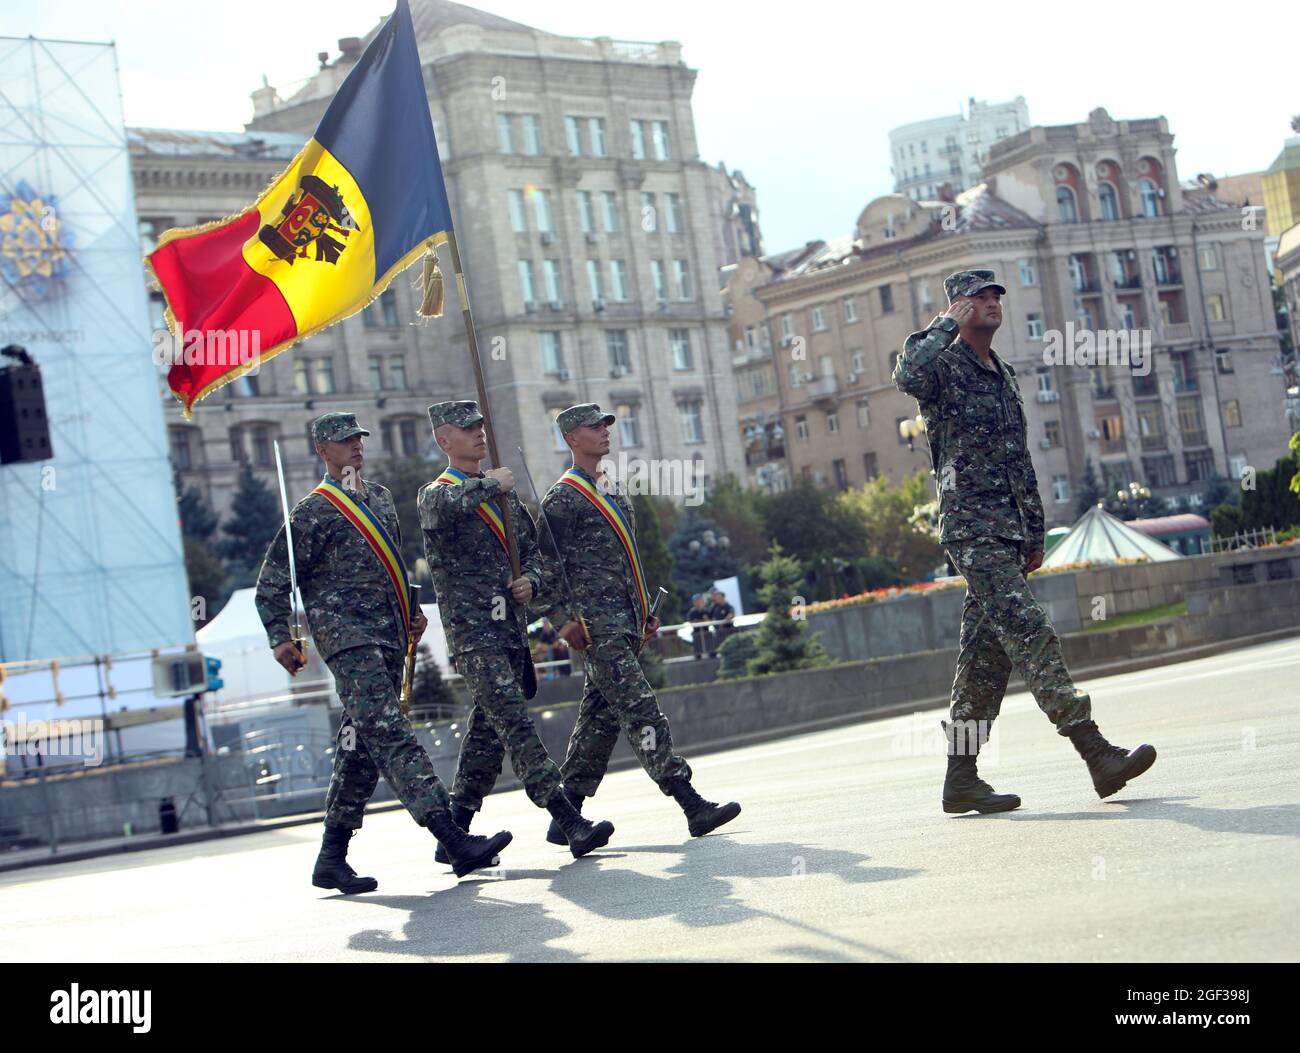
1140, 435, 1167, 451
1181, 430, 1208, 448
1113, 274, 1142, 290
1154, 265, 1183, 287
806, 374, 840, 403
1163, 321, 1193, 342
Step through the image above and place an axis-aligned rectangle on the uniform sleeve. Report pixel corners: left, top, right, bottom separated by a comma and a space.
254, 506, 316, 649
894, 315, 959, 401
417, 475, 504, 532
514, 495, 545, 599
1020, 453, 1046, 553
537, 488, 573, 627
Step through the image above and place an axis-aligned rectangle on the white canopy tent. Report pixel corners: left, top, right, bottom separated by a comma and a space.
1042, 504, 1181, 568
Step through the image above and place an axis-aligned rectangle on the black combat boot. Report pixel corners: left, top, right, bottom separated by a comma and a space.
941, 720, 1020, 814
427, 811, 513, 878
1061, 720, 1157, 799
546, 790, 615, 858
311, 824, 378, 894
434, 802, 476, 866
545, 786, 585, 845
665, 777, 741, 837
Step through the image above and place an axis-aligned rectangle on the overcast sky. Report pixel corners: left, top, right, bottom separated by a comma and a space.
4, 0, 1293, 251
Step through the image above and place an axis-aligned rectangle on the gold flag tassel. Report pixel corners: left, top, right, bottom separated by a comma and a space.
414, 243, 444, 321
0, 663, 8, 714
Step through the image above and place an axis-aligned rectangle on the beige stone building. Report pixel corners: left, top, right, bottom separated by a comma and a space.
742, 108, 1290, 528
145, 0, 745, 519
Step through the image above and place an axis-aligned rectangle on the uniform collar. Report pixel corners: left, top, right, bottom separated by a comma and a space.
955, 337, 1007, 378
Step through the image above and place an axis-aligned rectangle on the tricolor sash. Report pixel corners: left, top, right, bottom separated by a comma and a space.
558, 468, 650, 624
434, 467, 510, 554
313, 476, 412, 633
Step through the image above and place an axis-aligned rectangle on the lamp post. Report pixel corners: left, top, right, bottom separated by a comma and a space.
1116, 480, 1151, 519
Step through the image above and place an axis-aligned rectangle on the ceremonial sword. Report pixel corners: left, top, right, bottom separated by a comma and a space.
516, 447, 591, 647
272, 440, 307, 673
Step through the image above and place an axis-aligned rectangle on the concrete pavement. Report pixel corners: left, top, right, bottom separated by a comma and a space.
3, 636, 1297, 962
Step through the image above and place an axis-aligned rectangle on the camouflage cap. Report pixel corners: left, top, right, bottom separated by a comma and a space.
311, 412, 370, 445
428, 400, 484, 430
944, 269, 1007, 302
556, 403, 616, 435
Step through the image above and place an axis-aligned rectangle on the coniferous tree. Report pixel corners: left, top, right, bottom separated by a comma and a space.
1075, 457, 1105, 518
220, 463, 284, 589
746, 544, 829, 677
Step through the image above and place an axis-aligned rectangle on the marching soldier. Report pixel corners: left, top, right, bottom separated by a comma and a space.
417, 401, 614, 860
893, 270, 1157, 813
539, 404, 741, 841
255, 412, 513, 893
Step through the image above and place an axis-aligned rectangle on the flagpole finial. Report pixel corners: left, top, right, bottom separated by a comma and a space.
415, 241, 444, 321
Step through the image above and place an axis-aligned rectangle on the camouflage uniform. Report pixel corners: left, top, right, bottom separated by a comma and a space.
893, 271, 1091, 731
538, 403, 691, 798
418, 400, 562, 813
255, 411, 450, 830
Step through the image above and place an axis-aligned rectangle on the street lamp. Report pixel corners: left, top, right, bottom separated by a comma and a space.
1116, 480, 1151, 514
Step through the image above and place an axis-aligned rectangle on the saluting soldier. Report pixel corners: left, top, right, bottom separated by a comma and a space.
418, 401, 614, 860
255, 412, 513, 892
893, 270, 1157, 813
539, 404, 741, 842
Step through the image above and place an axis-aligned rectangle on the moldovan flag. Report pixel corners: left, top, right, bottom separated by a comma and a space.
148, 0, 451, 417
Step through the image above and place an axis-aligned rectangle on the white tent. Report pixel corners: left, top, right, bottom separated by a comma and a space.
1042, 504, 1181, 568
196, 589, 453, 706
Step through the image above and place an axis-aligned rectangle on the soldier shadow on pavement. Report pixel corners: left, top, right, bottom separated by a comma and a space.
344, 883, 584, 962
1008, 796, 1300, 838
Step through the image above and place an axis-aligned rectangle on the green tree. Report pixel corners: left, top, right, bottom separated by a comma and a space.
1239, 446, 1300, 532
368, 455, 438, 584
758, 482, 867, 573
716, 630, 759, 679
667, 511, 740, 606
835, 471, 944, 581
176, 481, 219, 542
632, 494, 680, 623
638, 646, 667, 690
409, 644, 457, 717
219, 463, 285, 589
746, 544, 829, 677
700, 474, 770, 568
1075, 457, 1105, 517
183, 537, 227, 626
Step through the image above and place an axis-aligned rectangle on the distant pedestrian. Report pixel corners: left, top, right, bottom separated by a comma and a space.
706, 588, 735, 657
686, 593, 712, 659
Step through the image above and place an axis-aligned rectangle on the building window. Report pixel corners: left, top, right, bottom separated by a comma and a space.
1045, 420, 1061, 446
1098, 182, 1120, 221
362, 289, 399, 328
812, 306, 827, 331
879, 284, 894, 313
518, 260, 536, 305
565, 116, 582, 156
629, 119, 646, 160
856, 400, 871, 429
850, 350, 865, 374
1177, 397, 1207, 446
1207, 294, 1226, 322
1026, 312, 1043, 339
540, 331, 564, 375
1223, 399, 1241, 428
1143, 454, 1177, 488
844, 298, 858, 323
1036, 367, 1054, 395
587, 117, 607, 157
1199, 244, 1219, 271
169, 428, 193, 470
553, 421, 567, 451
789, 363, 803, 388
781, 314, 794, 342
670, 328, 693, 370
607, 330, 631, 374
617, 403, 641, 446
602, 191, 620, 232
577, 191, 594, 233
651, 260, 667, 301
1139, 179, 1161, 218
388, 356, 407, 391
251, 425, 273, 468
294, 359, 310, 394
229, 429, 245, 463
399, 419, 419, 457
826, 411, 839, 434
795, 415, 809, 441
587, 259, 604, 303
610, 259, 629, 301
1057, 186, 1078, 224
313, 358, 335, 394
520, 114, 541, 155
368, 355, 383, 391
651, 121, 670, 160
673, 259, 692, 299
863, 452, 879, 479
832, 458, 848, 491
543, 259, 562, 305
914, 280, 932, 310
1052, 475, 1069, 503
640, 192, 658, 231
1019, 258, 1037, 286
496, 113, 514, 153
508, 189, 527, 233
678, 400, 703, 443
534, 190, 554, 233
666, 193, 684, 233
1185, 449, 1215, 482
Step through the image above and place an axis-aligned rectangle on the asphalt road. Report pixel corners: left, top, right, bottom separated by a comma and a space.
4, 637, 1298, 963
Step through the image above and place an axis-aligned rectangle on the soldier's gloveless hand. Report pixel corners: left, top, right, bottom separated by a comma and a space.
941, 300, 976, 326
558, 619, 589, 652
509, 576, 533, 603
273, 640, 306, 676
411, 609, 428, 640
486, 466, 515, 493
1023, 548, 1044, 574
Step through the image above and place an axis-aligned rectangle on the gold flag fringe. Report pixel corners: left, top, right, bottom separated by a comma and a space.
414, 243, 444, 321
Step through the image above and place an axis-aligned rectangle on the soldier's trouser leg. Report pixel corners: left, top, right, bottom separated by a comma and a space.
454, 648, 563, 809
449, 702, 506, 813
557, 670, 623, 797
948, 587, 1014, 747
946, 537, 1091, 728
328, 644, 450, 826
323, 713, 381, 829
572, 633, 691, 796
